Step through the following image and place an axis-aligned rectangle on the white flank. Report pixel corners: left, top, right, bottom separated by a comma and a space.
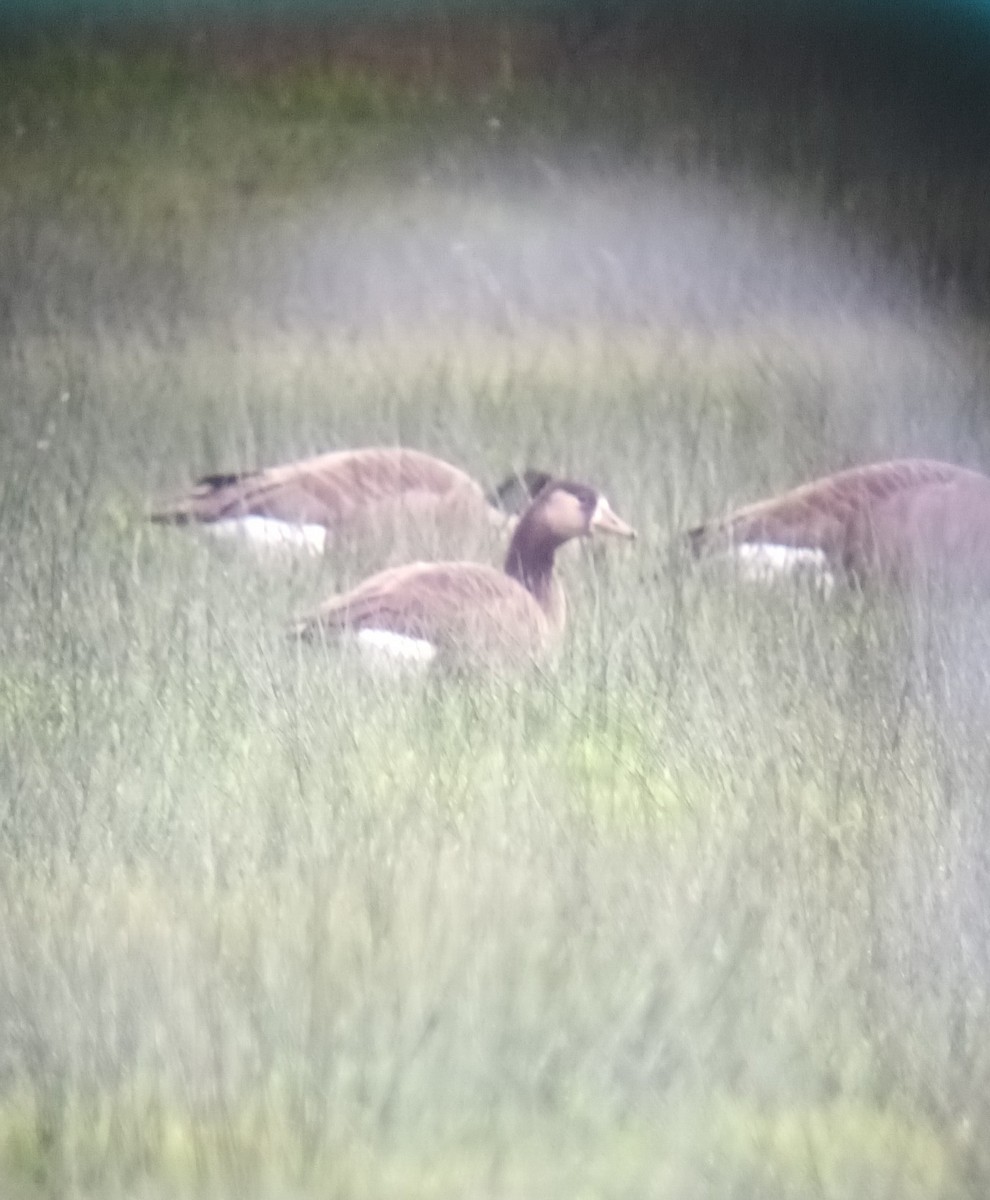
354, 629, 438, 668
731, 542, 836, 595
206, 516, 327, 556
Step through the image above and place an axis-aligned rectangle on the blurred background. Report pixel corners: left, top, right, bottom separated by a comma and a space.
3, 2, 990, 1198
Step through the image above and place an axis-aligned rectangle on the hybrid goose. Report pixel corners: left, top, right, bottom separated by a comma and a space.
291, 478, 636, 668
151, 447, 550, 556
687, 458, 990, 590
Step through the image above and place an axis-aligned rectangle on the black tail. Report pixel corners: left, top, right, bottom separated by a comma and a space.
194, 471, 251, 490
149, 469, 258, 524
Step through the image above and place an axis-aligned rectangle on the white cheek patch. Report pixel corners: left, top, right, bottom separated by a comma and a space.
731, 543, 836, 595
354, 629, 438, 667
205, 516, 327, 556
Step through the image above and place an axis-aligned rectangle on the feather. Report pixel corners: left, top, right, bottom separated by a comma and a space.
151, 447, 551, 546
688, 458, 990, 585
292, 479, 635, 667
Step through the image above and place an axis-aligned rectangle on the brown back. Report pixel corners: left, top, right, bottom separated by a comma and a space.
689, 459, 988, 574
153, 447, 487, 527
295, 560, 558, 662
846, 470, 990, 582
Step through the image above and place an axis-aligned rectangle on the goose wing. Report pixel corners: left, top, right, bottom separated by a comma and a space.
153, 448, 485, 526
293, 561, 549, 657
847, 466, 990, 579
688, 459, 970, 561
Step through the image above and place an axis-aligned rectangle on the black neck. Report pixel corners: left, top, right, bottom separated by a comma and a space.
504, 514, 557, 608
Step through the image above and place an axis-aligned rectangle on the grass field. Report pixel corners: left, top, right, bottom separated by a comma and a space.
3, 25, 990, 1197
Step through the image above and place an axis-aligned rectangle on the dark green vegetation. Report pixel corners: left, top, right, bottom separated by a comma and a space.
2, 17, 990, 1196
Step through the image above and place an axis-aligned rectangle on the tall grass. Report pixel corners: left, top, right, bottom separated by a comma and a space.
1, 37, 990, 1198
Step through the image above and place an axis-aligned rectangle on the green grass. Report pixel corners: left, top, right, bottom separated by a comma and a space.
2, 34, 990, 1198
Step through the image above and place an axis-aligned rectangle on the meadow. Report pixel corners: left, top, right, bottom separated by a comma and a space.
3, 23, 990, 1197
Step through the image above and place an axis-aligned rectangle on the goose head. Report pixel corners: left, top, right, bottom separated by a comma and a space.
503, 479, 634, 612
506, 477, 634, 579
531, 480, 637, 544
487, 467, 555, 516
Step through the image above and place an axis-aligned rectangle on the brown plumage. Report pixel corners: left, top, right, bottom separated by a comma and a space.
151, 447, 549, 555
687, 458, 990, 586
291, 479, 636, 666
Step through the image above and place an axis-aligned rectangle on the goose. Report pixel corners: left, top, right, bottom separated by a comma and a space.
687, 458, 990, 590
291, 478, 636, 668
151, 447, 550, 556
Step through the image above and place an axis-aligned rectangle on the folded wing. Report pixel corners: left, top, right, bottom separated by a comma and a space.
293, 561, 551, 661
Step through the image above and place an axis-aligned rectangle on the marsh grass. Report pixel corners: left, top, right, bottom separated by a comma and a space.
2, 36, 990, 1198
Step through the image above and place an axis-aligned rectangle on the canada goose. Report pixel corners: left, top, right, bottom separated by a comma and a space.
151, 447, 550, 556
687, 458, 990, 590
291, 478, 636, 668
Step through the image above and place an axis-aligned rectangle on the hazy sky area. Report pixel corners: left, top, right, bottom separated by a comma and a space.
225, 165, 917, 333
6, 0, 989, 346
